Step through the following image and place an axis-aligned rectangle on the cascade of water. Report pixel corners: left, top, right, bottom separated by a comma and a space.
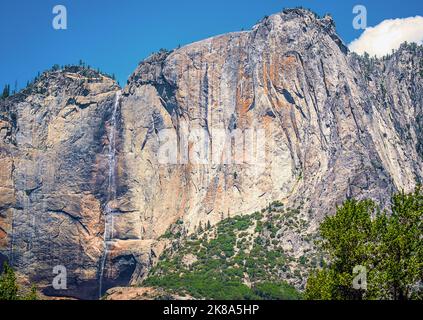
26, 174, 35, 271
9, 215, 14, 265
98, 91, 121, 299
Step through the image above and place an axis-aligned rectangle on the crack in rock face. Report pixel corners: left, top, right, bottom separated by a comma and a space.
0, 8, 422, 299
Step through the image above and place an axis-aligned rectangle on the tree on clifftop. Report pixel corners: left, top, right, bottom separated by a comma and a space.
2, 84, 10, 99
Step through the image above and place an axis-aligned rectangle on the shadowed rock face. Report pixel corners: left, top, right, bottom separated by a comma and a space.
0, 9, 422, 299
0, 68, 120, 297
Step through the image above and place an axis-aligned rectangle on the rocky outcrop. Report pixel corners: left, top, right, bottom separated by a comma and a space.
0, 68, 122, 299
0, 8, 422, 299
118, 8, 421, 258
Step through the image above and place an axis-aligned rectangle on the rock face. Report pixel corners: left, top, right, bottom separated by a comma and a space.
0, 68, 123, 299
0, 9, 422, 299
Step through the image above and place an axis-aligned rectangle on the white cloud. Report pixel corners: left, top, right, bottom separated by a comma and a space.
348, 16, 423, 57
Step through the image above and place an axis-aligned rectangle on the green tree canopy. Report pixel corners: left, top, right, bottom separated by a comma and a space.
305, 187, 422, 300
0, 262, 19, 300
0, 262, 38, 300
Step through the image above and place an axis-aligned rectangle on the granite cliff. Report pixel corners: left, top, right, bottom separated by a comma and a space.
0, 9, 422, 299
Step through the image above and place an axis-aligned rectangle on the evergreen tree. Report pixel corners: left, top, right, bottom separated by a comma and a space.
2, 84, 10, 99
305, 187, 423, 300
0, 262, 19, 300
198, 222, 203, 233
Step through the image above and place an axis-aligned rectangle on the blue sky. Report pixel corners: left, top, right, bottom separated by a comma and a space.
0, 0, 422, 90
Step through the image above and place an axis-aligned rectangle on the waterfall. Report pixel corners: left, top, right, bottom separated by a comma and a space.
9, 215, 14, 265
99, 91, 121, 299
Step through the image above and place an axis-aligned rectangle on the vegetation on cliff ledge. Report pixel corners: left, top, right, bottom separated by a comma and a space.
144, 188, 422, 300
145, 210, 304, 300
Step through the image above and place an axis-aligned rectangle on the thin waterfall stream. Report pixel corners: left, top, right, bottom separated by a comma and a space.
98, 91, 121, 299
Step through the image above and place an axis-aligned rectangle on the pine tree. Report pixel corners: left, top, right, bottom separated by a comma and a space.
305, 187, 423, 300
2, 84, 10, 98
0, 262, 19, 300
